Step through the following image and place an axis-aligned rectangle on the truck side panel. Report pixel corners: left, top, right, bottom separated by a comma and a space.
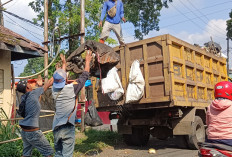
92, 34, 227, 110
168, 35, 227, 108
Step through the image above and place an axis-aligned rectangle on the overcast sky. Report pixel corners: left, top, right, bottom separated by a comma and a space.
2, 0, 231, 77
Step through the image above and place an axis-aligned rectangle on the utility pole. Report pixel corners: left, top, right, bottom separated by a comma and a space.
227, 38, 230, 75
80, 0, 85, 132
0, 0, 4, 26
44, 0, 49, 83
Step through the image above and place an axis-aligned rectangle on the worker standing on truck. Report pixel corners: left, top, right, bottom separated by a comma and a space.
206, 81, 232, 146
99, 0, 126, 46
52, 50, 92, 157
16, 78, 54, 157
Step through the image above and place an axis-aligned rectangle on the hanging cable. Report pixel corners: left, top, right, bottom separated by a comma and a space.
1, 9, 43, 29
15, 27, 61, 79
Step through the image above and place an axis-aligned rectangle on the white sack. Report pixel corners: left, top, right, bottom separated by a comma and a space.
125, 60, 145, 103
101, 67, 124, 100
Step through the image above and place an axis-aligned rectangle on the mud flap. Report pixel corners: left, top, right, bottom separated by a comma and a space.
172, 108, 196, 135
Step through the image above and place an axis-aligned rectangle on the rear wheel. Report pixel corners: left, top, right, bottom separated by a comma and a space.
186, 116, 205, 149
123, 126, 150, 146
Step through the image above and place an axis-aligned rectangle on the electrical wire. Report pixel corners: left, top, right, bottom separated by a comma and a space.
2, 9, 43, 30
15, 27, 61, 79
4, 13, 43, 41
161, 1, 232, 21
169, 3, 226, 39
185, 0, 227, 34
178, 0, 226, 35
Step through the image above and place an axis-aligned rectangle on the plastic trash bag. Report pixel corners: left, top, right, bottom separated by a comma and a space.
84, 101, 103, 127
101, 67, 124, 100
125, 60, 145, 103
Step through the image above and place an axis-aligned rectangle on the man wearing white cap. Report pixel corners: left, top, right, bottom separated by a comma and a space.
52, 51, 92, 157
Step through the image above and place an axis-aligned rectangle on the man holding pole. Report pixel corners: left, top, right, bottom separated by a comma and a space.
99, 0, 126, 46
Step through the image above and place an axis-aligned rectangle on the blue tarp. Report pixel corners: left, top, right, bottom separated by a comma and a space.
85, 80, 92, 87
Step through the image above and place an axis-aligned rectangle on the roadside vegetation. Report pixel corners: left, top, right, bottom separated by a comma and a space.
0, 123, 122, 157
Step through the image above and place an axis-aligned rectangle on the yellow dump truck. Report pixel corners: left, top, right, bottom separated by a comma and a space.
91, 34, 227, 149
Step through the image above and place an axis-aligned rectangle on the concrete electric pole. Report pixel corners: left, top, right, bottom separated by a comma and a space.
44, 0, 49, 83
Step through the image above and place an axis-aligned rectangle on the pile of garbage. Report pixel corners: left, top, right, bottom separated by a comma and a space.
66, 40, 120, 78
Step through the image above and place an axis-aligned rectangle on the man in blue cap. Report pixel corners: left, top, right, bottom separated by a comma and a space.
52, 50, 93, 157
17, 77, 54, 157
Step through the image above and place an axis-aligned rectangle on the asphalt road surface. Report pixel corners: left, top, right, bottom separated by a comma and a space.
97, 137, 198, 157
92, 125, 198, 157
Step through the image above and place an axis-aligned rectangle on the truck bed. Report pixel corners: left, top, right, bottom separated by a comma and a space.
92, 34, 227, 111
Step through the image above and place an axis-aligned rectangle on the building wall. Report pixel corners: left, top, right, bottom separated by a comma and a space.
0, 50, 12, 118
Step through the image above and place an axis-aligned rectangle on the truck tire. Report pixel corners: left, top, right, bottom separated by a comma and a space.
132, 127, 150, 146
123, 126, 150, 146
123, 134, 133, 146
186, 116, 205, 150
175, 135, 188, 149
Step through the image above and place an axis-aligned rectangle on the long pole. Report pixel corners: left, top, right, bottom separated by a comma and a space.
80, 0, 85, 132
44, 0, 49, 83
227, 38, 230, 75
0, 0, 4, 26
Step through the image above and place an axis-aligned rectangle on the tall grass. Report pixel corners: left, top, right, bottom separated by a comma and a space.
0, 108, 22, 157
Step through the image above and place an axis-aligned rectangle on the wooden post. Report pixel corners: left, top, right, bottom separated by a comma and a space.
0, 0, 4, 26
44, 0, 49, 83
80, 0, 86, 132
10, 64, 16, 123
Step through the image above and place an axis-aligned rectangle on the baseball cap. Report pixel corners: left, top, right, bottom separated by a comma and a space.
16, 80, 28, 93
53, 69, 67, 89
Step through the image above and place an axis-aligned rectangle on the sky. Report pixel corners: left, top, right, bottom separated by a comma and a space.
2, 0, 232, 77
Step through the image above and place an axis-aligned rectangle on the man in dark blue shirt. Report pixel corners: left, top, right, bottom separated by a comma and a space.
17, 77, 54, 157
99, 0, 126, 46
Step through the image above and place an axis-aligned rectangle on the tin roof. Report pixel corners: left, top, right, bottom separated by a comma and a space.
0, 25, 47, 61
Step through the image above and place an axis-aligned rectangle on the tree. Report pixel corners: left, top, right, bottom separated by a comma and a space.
20, 0, 172, 77
227, 10, 232, 40
124, 0, 172, 40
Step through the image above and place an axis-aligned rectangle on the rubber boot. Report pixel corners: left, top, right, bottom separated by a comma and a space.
99, 39, 105, 44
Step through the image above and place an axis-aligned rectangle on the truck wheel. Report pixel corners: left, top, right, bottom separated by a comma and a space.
123, 134, 133, 146
186, 116, 205, 150
123, 126, 150, 146
175, 135, 188, 149
131, 127, 150, 146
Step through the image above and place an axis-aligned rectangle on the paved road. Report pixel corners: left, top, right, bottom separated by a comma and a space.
95, 138, 198, 157
98, 137, 198, 157
92, 125, 198, 157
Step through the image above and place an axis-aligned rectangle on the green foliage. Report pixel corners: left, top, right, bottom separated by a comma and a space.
0, 140, 23, 157
227, 10, 232, 40
21, 0, 172, 77
19, 50, 65, 79
124, 0, 172, 39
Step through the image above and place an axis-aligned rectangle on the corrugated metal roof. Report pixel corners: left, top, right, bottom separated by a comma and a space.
0, 25, 47, 54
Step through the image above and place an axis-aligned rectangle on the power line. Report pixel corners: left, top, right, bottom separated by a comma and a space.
123, 7, 231, 39
176, 0, 226, 35
4, 14, 43, 37
184, 0, 227, 34
169, 3, 226, 39
4, 13, 43, 42
2, 9, 43, 30
161, 1, 232, 21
